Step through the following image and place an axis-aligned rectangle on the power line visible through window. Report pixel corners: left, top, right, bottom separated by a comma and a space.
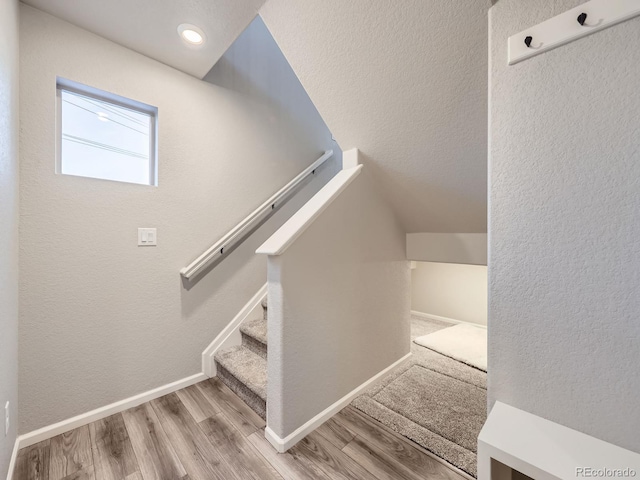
56, 78, 158, 186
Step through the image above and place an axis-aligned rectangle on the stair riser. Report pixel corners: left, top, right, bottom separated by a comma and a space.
241, 332, 267, 359
216, 362, 266, 419
214, 299, 268, 421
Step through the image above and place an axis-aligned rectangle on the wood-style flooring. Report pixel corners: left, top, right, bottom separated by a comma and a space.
13, 378, 467, 480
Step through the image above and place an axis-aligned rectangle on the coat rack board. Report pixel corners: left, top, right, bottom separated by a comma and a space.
508, 0, 640, 65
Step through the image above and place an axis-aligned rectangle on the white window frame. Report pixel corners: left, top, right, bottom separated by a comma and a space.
56, 77, 159, 186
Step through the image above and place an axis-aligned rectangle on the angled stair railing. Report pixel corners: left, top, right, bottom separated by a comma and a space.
180, 150, 333, 282
198, 148, 410, 453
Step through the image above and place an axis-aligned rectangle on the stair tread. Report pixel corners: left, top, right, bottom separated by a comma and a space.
240, 317, 267, 345
214, 345, 266, 401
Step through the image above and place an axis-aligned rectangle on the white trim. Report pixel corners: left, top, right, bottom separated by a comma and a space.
341, 148, 360, 169
56, 77, 159, 187
411, 310, 487, 329
201, 284, 267, 376
256, 165, 363, 256
264, 352, 412, 452
17, 372, 207, 450
14, 284, 268, 453
5, 437, 20, 480
478, 401, 640, 480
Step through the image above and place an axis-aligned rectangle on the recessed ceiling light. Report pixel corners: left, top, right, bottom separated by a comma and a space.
177, 24, 205, 45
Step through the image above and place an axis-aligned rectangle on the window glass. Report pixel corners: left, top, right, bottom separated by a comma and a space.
59, 86, 156, 185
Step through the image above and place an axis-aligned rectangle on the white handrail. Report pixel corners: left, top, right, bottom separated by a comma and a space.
180, 150, 334, 281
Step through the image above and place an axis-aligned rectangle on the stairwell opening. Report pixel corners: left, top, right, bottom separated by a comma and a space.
350, 260, 488, 477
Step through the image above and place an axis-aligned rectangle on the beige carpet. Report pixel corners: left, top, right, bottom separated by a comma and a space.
415, 323, 487, 371
351, 316, 487, 477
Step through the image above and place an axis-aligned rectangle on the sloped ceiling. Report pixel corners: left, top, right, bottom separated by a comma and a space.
21, 0, 265, 78
24, 0, 490, 232
260, 0, 490, 233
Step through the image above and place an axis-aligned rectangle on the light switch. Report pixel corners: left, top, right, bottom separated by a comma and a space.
138, 228, 157, 246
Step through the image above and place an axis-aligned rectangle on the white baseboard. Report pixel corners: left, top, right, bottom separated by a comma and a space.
17, 372, 207, 450
5, 437, 20, 480
264, 351, 412, 452
411, 310, 487, 329
14, 285, 268, 454
201, 283, 267, 377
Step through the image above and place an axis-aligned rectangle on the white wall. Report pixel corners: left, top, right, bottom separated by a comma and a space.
489, 0, 640, 452
260, 0, 489, 233
0, 0, 20, 475
264, 168, 410, 439
412, 262, 487, 326
204, 16, 341, 167
18, 4, 338, 434
407, 233, 487, 265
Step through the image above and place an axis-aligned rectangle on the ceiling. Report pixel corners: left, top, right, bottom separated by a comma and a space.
260, 0, 491, 233
24, 0, 491, 233
21, 0, 266, 78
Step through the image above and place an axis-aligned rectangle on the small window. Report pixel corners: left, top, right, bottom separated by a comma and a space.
57, 79, 157, 186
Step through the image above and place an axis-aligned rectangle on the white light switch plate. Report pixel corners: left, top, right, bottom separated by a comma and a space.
138, 228, 157, 246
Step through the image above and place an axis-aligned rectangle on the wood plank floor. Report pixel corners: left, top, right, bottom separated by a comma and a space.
14, 379, 468, 480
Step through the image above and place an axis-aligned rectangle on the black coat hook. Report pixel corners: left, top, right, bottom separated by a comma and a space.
524, 36, 533, 48
577, 12, 588, 26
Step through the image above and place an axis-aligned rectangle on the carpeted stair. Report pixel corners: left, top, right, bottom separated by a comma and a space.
214, 297, 268, 419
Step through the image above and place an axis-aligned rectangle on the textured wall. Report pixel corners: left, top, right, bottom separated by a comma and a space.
0, 0, 20, 475
19, 4, 338, 434
489, 0, 640, 452
204, 16, 341, 167
412, 262, 487, 326
266, 170, 410, 438
260, 0, 490, 233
